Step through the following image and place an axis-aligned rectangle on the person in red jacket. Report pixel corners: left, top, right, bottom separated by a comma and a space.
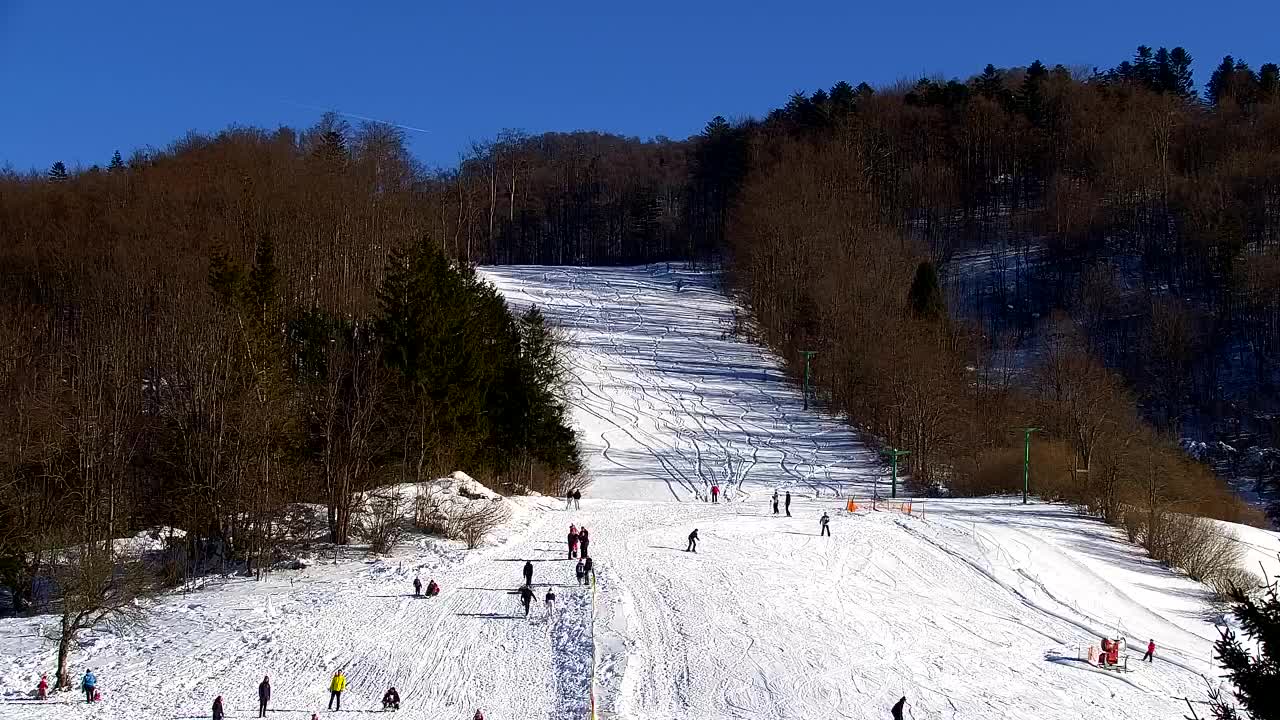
1099, 638, 1111, 667
37, 675, 48, 700
1143, 639, 1155, 662
711, 485, 720, 503
568, 525, 579, 559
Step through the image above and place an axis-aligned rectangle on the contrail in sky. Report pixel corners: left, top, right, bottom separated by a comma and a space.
281, 99, 432, 134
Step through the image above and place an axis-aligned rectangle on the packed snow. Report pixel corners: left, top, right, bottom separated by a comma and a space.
2, 264, 1277, 720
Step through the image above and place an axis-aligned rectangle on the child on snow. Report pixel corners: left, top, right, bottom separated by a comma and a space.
1143, 639, 1155, 662
568, 525, 579, 559
36, 674, 48, 700
81, 669, 97, 703
819, 512, 831, 536
575, 559, 586, 585
426, 579, 440, 597
382, 686, 401, 710
545, 587, 557, 614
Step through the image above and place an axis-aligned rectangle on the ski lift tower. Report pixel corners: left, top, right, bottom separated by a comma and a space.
800, 350, 818, 410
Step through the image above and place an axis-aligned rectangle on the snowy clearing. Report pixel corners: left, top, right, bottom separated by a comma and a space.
2, 264, 1277, 720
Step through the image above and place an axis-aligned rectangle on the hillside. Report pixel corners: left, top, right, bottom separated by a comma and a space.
1, 264, 1277, 720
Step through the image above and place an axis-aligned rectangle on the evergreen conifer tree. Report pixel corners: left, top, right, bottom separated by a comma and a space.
48, 162, 68, 182
1019, 61, 1048, 125
1210, 575, 1280, 720
908, 261, 946, 322
108, 150, 125, 173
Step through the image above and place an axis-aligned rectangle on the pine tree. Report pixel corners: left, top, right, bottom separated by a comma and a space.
1259, 64, 1280, 103
908, 261, 946, 322
1133, 46, 1155, 89
1018, 61, 1049, 126
48, 162, 68, 182
108, 151, 125, 173
1210, 576, 1280, 720
829, 81, 857, 114
1169, 47, 1195, 97
975, 64, 1004, 99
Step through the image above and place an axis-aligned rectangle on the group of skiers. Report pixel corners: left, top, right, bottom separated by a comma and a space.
771, 489, 793, 516
203, 670, 482, 717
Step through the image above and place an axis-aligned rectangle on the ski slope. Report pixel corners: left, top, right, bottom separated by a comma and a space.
2, 264, 1277, 720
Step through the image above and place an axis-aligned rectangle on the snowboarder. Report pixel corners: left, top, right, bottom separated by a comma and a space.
575, 558, 586, 585
413, 576, 422, 596
686, 528, 699, 552
522, 560, 534, 586
772, 490, 779, 515
583, 556, 595, 585
518, 585, 536, 617
568, 525, 579, 559
258, 675, 271, 717
1143, 639, 1155, 662
819, 512, 831, 536
711, 484, 720, 503
328, 670, 346, 710
81, 669, 97, 703
573, 489, 582, 509
382, 686, 401, 710
892, 696, 906, 720
579, 527, 590, 558
785, 491, 792, 517
213, 695, 225, 720
426, 579, 440, 597
545, 587, 557, 614
37, 674, 48, 701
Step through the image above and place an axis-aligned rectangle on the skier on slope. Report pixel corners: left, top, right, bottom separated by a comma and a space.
518, 585, 536, 617
258, 676, 271, 718
1143, 639, 1156, 662
711, 484, 720, 503
686, 528, 699, 552
772, 490, 779, 515
819, 512, 831, 536
579, 527, 591, 558
522, 560, 534, 586
575, 558, 587, 585
568, 525, 579, 559
785, 491, 792, 517
413, 576, 422, 597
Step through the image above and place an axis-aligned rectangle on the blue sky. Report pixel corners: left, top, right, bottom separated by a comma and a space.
2, 0, 1275, 173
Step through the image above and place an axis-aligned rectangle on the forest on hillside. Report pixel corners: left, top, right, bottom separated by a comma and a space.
0, 124, 581, 611
3, 45, 1279, 612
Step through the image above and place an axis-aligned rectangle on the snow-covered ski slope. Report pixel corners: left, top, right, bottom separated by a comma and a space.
2, 264, 1278, 720
482, 265, 882, 501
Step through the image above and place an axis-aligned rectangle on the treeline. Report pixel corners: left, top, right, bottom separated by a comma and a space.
0, 122, 580, 610
718, 45, 1280, 532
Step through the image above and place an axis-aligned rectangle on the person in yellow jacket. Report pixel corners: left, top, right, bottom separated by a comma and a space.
327, 670, 347, 711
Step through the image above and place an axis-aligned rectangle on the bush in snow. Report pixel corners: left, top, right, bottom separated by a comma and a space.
414, 472, 510, 549
1142, 513, 1247, 598
357, 491, 409, 554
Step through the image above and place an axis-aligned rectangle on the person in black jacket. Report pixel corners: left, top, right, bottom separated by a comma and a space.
772, 490, 779, 515
785, 491, 792, 517
522, 560, 534, 586
686, 529, 699, 552
413, 576, 422, 597
382, 686, 401, 710
583, 557, 595, 585
518, 585, 536, 616
257, 676, 271, 718
892, 696, 906, 719
213, 696, 225, 720
578, 527, 590, 558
